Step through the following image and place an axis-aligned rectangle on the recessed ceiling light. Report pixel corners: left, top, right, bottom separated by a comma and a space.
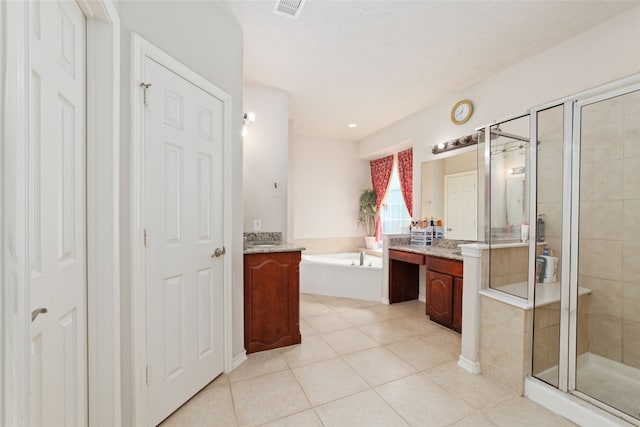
347, 123, 358, 128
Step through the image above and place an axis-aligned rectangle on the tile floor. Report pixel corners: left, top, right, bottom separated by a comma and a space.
160, 294, 575, 427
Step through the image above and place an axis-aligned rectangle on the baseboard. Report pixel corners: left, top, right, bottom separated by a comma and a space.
231, 351, 247, 371
380, 297, 390, 305
458, 355, 481, 374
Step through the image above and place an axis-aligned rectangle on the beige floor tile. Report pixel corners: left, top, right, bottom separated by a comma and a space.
304, 312, 353, 334
375, 373, 474, 427
163, 295, 581, 427
423, 362, 514, 409
422, 327, 461, 354
228, 348, 288, 383
393, 299, 426, 314
292, 358, 369, 406
343, 346, 416, 386
300, 293, 320, 302
159, 385, 236, 427
308, 293, 340, 303
322, 327, 380, 355
260, 409, 323, 427
359, 321, 414, 345
386, 336, 458, 371
337, 307, 386, 326
204, 372, 229, 390
449, 411, 497, 427
481, 396, 576, 427
315, 389, 409, 426
323, 297, 369, 312
299, 318, 317, 338
280, 335, 338, 368
230, 370, 310, 426
300, 300, 333, 318
367, 304, 414, 320
390, 313, 443, 336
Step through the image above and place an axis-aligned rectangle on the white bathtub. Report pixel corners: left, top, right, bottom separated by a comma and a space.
300, 252, 382, 302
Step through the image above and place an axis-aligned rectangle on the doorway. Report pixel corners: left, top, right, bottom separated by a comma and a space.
130, 34, 233, 426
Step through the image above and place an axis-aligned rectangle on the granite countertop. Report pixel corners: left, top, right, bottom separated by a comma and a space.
243, 242, 306, 255
242, 231, 305, 254
388, 244, 463, 261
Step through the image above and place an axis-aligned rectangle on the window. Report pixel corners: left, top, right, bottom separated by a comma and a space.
381, 158, 411, 234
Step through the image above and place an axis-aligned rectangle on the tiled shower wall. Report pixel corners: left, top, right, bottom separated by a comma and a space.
488, 246, 528, 287
578, 90, 640, 368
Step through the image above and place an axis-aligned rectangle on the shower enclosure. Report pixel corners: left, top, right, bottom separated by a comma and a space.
484, 79, 640, 423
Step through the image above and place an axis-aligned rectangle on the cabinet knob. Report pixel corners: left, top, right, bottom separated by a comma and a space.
447, 228, 452, 231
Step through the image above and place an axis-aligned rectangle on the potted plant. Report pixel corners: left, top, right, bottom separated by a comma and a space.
358, 189, 378, 249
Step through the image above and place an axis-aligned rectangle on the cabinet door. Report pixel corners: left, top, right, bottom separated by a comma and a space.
452, 277, 463, 333
426, 271, 453, 326
244, 252, 301, 353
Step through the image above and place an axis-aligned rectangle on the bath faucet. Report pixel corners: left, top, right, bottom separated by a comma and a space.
360, 251, 365, 266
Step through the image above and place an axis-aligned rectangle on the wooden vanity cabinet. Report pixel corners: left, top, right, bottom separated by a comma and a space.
244, 251, 302, 354
426, 256, 463, 332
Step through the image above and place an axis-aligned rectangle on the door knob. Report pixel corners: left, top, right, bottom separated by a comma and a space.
31, 307, 48, 322
212, 247, 226, 258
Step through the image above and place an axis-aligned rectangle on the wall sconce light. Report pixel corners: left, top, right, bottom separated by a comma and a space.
242, 111, 256, 137
431, 132, 478, 155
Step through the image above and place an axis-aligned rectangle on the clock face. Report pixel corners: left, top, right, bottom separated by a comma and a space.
455, 104, 469, 120
451, 100, 473, 124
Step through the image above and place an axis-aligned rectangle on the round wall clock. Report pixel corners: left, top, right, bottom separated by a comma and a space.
451, 100, 473, 125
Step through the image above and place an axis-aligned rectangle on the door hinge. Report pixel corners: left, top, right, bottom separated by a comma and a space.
144, 228, 149, 248
140, 82, 152, 106
146, 366, 151, 385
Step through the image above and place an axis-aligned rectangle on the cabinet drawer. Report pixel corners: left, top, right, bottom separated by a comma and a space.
426, 256, 462, 277
389, 250, 425, 265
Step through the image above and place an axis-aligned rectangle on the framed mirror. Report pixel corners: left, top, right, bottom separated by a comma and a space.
421, 149, 477, 240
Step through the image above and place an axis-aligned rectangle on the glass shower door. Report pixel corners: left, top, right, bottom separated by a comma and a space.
531, 104, 565, 388
572, 88, 640, 420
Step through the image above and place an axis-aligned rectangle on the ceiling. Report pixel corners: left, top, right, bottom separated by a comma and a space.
229, 0, 638, 141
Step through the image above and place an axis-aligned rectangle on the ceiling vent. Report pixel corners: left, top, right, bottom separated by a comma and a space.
272, 0, 307, 20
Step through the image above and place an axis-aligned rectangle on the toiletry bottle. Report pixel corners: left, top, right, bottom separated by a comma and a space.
521, 222, 530, 243
537, 214, 545, 242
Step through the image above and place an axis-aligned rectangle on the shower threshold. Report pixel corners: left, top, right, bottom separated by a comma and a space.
535, 352, 640, 422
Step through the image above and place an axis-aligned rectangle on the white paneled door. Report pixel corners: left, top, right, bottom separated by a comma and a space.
143, 58, 225, 426
29, 1, 87, 426
444, 171, 477, 241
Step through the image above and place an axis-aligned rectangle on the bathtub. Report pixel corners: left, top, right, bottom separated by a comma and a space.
300, 252, 382, 302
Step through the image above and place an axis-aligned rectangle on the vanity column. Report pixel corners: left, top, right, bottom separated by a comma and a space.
458, 243, 484, 373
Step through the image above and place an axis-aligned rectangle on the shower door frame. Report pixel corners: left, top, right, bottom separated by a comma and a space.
567, 82, 640, 423
528, 77, 640, 425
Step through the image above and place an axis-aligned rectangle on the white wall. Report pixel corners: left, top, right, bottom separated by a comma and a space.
359, 6, 640, 219
117, 2, 244, 424
243, 84, 289, 238
292, 133, 370, 239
